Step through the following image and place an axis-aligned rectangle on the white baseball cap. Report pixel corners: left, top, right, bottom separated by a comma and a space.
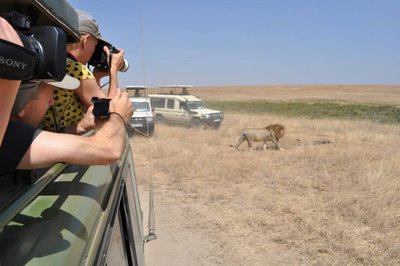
12, 75, 79, 114
45, 74, 80, 90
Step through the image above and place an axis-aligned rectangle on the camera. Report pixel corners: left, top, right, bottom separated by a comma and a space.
92, 97, 111, 118
88, 40, 129, 72
0, 11, 67, 82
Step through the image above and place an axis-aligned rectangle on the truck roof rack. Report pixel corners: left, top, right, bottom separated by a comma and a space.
126, 85, 147, 90
126, 85, 148, 97
159, 85, 194, 89
159, 85, 194, 95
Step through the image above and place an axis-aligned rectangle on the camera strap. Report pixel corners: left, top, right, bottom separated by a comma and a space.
0, 38, 36, 80
107, 53, 112, 95
50, 106, 61, 133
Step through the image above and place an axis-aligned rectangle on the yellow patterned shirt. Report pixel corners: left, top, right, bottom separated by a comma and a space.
41, 58, 94, 132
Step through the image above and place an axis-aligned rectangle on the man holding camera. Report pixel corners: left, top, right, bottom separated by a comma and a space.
0, 6, 133, 174
41, 9, 127, 133
5, 84, 132, 171
0, 83, 132, 173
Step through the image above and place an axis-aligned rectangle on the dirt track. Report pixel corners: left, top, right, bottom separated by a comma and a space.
131, 85, 400, 265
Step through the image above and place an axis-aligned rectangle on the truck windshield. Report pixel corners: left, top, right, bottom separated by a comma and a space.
187, 101, 206, 110
133, 102, 150, 111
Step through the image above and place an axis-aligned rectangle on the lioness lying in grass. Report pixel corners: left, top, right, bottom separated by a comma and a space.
231, 124, 285, 151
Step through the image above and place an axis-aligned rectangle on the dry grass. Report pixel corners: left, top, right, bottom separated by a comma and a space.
132, 113, 400, 265
133, 85, 400, 265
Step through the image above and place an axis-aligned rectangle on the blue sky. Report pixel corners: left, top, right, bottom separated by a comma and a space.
69, 0, 400, 87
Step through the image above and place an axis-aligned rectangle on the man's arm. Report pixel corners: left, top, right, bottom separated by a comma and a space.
74, 78, 107, 108
64, 106, 97, 134
18, 115, 125, 167
105, 47, 125, 98
17, 89, 133, 168
0, 17, 23, 146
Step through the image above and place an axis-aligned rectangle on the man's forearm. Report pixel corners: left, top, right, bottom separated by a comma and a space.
71, 114, 127, 164
17, 115, 127, 169
17, 87, 131, 169
91, 114, 127, 161
107, 68, 119, 98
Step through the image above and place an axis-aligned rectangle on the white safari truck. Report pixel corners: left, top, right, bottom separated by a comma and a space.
149, 85, 224, 128
126, 86, 155, 137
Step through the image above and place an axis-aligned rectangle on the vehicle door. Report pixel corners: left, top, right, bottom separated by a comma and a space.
173, 100, 192, 124
151, 97, 168, 119
162, 98, 178, 122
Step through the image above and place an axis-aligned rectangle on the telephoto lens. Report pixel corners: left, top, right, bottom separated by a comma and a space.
119, 59, 129, 72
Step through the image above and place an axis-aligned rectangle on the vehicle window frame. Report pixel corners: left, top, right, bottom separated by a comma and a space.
150, 98, 165, 108
167, 99, 174, 109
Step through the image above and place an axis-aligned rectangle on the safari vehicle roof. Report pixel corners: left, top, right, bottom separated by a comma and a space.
0, 0, 80, 43
159, 84, 194, 89
126, 85, 147, 90
126, 85, 148, 98
158, 84, 194, 94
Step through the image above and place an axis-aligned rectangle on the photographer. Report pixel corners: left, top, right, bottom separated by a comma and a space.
0, 17, 23, 146
41, 9, 127, 133
0, 81, 132, 173
0, 4, 133, 173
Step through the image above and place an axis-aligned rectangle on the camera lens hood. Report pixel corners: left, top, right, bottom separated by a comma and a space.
120, 59, 129, 72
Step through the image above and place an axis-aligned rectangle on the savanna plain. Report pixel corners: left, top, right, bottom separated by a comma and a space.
131, 85, 400, 265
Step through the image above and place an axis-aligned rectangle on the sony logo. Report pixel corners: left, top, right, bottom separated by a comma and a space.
0, 56, 27, 70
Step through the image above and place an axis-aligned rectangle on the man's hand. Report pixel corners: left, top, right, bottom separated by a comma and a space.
103, 46, 125, 72
108, 89, 133, 123
102, 47, 125, 98
73, 106, 98, 134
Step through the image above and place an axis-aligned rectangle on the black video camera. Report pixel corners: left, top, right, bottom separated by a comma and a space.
92, 97, 111, 118
88, 40, 129, 72
0, 11, 67, 82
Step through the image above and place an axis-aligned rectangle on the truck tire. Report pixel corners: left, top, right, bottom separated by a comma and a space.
191, 118, 202, 128
156, 115, 165, 124
148, 124, 155, 136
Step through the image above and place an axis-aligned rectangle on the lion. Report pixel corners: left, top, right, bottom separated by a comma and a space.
231, 124, 285, 151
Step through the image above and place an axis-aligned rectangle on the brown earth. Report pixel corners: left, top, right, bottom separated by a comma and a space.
131, 85, 400, 265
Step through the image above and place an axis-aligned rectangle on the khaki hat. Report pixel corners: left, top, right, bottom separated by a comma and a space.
76, 9, 102, 39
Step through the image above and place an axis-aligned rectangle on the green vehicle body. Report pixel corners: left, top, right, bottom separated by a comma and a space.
0, 140, 146, 265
